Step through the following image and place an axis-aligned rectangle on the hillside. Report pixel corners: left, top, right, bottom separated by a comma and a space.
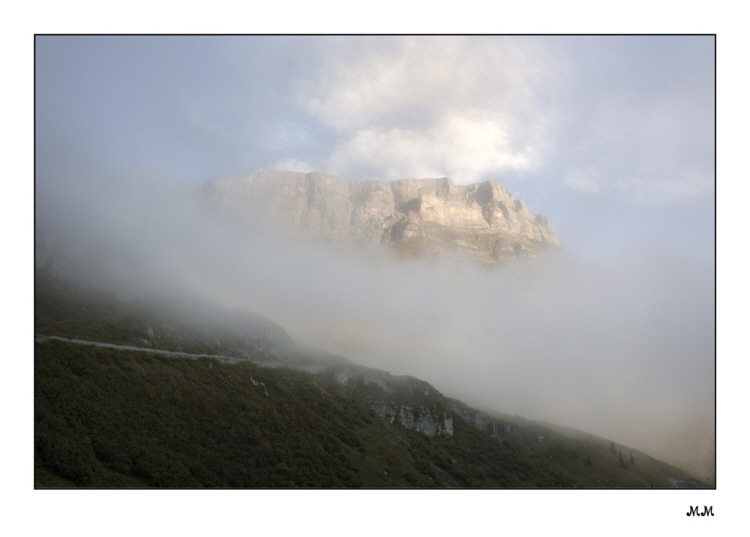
34, 274, 708, 489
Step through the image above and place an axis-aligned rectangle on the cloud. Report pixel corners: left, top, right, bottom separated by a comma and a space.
281, 35, 713, 208
300, 36, 554, 182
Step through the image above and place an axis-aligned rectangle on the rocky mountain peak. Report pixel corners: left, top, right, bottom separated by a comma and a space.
201, 171, 559, 264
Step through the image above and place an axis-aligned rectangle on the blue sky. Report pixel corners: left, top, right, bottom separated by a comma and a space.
36, 35, 715, 262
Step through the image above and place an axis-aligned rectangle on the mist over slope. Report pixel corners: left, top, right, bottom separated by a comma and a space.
35, 154, 714, 482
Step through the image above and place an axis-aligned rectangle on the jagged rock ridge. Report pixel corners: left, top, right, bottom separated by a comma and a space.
201, 171, 559, 264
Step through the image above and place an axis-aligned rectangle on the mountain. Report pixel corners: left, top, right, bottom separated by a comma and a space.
34, 171, 711, 488
34, 274, 708, 488
201, 171, 559, 264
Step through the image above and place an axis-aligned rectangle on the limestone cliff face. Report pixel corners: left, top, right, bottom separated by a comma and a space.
201, 171, 559, 264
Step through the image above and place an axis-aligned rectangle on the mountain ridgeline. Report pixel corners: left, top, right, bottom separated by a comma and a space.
201, 171, 559, 264
34, 274, 707, 488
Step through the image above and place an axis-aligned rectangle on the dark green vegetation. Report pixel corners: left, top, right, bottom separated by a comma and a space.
35, 275, 707, 488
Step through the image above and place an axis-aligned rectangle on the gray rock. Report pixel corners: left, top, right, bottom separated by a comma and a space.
202, 171, 559, 264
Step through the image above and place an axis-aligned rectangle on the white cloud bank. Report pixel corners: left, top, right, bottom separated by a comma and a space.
290, 36, 554, 182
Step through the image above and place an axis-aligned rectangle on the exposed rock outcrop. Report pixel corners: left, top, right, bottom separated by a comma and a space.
201, 171, 559, 264
371, 403, 454, 437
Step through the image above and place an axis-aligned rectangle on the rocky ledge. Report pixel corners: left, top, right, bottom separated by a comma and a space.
201, 171, 559, 264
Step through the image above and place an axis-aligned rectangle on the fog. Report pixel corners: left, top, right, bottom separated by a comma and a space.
35, 144, 715, 481
33, 35, 715, 483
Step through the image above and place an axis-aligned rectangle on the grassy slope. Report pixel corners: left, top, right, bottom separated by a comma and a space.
34, 276, 708, 489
